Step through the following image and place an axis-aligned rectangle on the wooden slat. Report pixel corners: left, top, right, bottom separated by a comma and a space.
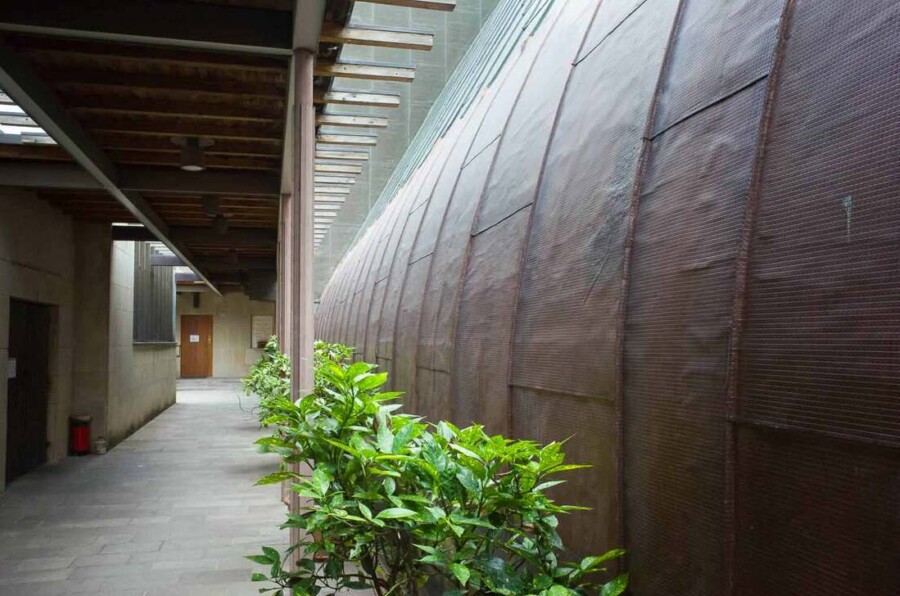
362, 0, 456, 10
314, 60, 415, 83
314, 195, 346, 203
314, 175, 355, 185
320, 22, 433, 51
316, 113, 388, 128
107, 149, 279, 170
66, 101, 281, 122
313, 186, 351, 195
317, 133, 377, 146
315, 162, 362, 174
315, 149, 369, 161
77, 113, 282, 141
51, 73, 284, 97
94, 132, 282, 157
314, 89, 400, 108
0, 144, 71, 160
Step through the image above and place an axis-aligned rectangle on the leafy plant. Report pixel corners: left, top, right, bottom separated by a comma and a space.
248, 344, 627, 596
242, 336, 291, 422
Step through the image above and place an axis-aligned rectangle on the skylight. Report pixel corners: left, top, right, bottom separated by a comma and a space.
0, 88, 56, 145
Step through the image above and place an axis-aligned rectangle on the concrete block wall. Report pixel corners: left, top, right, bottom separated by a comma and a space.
0, 188, 75, 488
107, 241, 176, 446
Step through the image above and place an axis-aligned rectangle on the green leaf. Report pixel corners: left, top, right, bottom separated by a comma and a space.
255, 471, 295, 486
449, 443, 482, 461
376, 422, 395, 454
600, 573, 629, 596
450, 564, 471, 587
251, 572, 269, 582
375, 507, 417, 520
261, 546, 280, 563
358, 502, 373, 521
547, 585, 569, 596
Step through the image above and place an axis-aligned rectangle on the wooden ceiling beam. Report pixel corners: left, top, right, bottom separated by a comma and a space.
94, 132, 282, 157
0, 162, 280, 196
315, 60, 415, 83
106, 149, 279, 171
76, 114, 282, 142
50, 74, 284, 97
68, 103, 282, 123
0, 0, 293, 56
112, 225, 277, 246
320, 22, 434, 51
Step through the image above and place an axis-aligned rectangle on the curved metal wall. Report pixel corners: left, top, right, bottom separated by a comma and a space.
317, 0, 900, 593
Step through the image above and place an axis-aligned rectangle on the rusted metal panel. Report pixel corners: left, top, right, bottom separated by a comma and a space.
511, 0, 679, 399
741, 0, 900, 446
623, 82, 767, 595
315, 0, 900, 592
454, 210, 528, 432
652, 0, 782, 135
735, 427, 900, 594
474, 0, 597, 234
512, 388, 618, 558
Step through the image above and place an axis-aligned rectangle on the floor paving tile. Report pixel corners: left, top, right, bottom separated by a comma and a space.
0, 379, 288, 594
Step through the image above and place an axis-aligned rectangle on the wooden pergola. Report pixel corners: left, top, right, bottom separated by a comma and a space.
0, 0, 452, 293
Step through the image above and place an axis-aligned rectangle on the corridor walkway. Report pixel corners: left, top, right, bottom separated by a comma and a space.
0, 379, 287, 595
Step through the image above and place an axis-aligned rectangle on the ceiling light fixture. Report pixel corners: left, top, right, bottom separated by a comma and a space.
173, 136, 213, 172
214, 214, 229, 235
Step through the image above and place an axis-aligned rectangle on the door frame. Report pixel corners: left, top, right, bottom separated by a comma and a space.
179, 314, 213, 378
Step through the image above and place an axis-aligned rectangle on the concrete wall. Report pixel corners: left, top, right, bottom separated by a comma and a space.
0, 188, 74, 488
313, 0, 500, 297
176, 291, 275, 379
71, 223, 112, 437
107, 241, 176, 446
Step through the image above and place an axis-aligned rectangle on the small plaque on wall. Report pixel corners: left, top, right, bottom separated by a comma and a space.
189, 334, 200, 343
252, 315, 275, 348
7, 358, 16, 379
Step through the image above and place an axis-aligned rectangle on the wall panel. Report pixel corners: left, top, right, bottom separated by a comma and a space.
316, 0, 900, 592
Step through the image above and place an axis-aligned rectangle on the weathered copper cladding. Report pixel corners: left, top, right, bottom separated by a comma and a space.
316, 0, 900, 593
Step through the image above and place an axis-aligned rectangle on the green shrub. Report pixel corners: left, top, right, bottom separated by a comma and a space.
247, 344, 627, 596
242, 336, 291, 422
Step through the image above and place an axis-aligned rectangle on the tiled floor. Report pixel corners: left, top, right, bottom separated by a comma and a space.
0, 379, 288, 595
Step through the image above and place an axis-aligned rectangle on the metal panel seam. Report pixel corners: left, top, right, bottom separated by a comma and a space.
722, 1, 797, 593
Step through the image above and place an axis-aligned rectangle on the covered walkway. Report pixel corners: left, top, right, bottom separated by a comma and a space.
0, 379, 285, 596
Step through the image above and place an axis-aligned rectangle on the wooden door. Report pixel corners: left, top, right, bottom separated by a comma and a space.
180, 315, 213, 378
6, 299, 51, 484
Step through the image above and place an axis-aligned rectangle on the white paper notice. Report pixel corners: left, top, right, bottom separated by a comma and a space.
189, 335, 200, 343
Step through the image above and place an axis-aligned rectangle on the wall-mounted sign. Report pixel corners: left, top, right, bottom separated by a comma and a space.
7, 358, 16, 379
251, 315, 275, 348
189, 334, 200, 343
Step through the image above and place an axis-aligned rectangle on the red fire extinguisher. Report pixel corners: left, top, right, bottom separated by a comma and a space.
70, 416, 91, 456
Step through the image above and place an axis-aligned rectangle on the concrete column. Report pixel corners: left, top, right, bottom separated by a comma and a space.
288, 49, 315, 399
287, 48, 316, 554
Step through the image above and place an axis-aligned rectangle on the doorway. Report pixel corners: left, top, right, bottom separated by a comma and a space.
6, 299, 51, 484
180, 315, 213, 378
